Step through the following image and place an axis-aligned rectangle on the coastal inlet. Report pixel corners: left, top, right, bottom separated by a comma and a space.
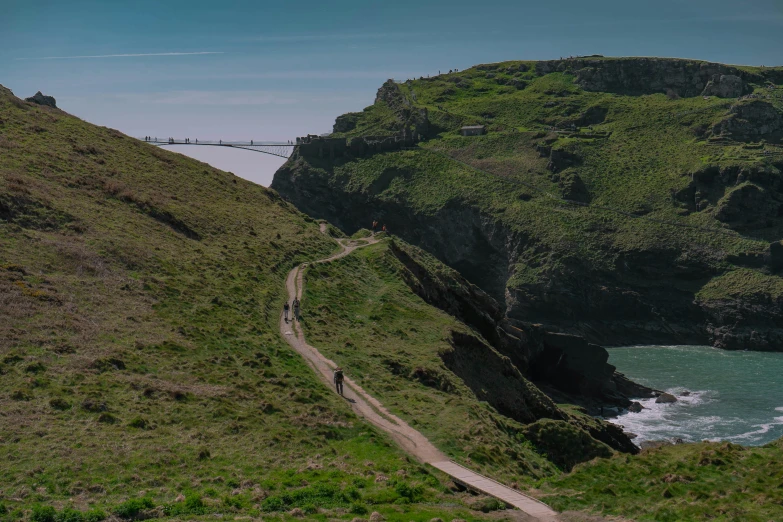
607, 345, 783, 445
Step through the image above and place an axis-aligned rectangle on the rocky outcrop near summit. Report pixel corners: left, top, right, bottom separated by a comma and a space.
25, 91, 57, 108
712, 100, 783, 139
536, 57, 752, 97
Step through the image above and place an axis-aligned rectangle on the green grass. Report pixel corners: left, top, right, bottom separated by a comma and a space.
300, 237, 783, 521
537, 440, 783, 521
0, 87, 517, 522
301, 239, 560, 483
696, 268, 783, 301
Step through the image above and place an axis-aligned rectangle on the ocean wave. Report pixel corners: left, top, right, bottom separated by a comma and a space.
725, 416, 783, 442
607, 345, 783, 446
611, 391, 783, 445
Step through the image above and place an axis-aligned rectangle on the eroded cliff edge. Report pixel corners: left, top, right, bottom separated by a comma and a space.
273, 57, 783, 351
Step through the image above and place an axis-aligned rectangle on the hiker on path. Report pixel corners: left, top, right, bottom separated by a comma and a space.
292, 298, 300, 321
372, 220, 378, 233
333, 367, 344, 396
382, 224, 388, 234
283, 302, 290, 322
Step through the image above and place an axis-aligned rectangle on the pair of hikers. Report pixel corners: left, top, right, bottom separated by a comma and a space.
370, 221, 388, 234
283, 298, 300, 322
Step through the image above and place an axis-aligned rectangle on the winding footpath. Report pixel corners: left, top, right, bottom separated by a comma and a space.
279, 227, 558, 521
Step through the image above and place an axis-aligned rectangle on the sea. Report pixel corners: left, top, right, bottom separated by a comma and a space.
606, 345, 783, 446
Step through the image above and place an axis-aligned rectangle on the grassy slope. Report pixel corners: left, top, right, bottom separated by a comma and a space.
300, 238, 783, 521
0, 87, 505, 522
301, 239, 558, 483
538, 439, 783, 522
326, 60, 783, 304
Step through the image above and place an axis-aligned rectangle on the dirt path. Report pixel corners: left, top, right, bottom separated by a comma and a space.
279, 229, 558, 521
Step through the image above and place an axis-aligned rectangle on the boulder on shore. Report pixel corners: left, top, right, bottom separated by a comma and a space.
628, 401, 644, 413
656, 392, 677, 404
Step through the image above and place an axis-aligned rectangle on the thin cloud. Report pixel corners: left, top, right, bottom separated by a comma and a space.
243, 31, 427, 43
16, 51, 225, 61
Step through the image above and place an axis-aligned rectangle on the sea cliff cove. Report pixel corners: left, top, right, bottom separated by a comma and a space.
3, 2, 783, 521
608, 345, 783, 445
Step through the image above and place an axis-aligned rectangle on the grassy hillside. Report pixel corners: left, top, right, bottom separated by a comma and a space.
300, 235, 783, 522
0, 85, 527, 522
273, 57, 783, 351
538, 439, 783, 522
301, 238, 560, 482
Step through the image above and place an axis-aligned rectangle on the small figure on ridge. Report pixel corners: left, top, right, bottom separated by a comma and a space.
333, 367, 344, 396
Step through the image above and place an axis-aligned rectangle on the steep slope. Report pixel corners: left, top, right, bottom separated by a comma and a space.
302, 237, 644, 475
272, 57, 783, 351
0, 85, 525, 522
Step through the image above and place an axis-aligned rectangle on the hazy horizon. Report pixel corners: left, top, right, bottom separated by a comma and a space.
4, 0, 782, 185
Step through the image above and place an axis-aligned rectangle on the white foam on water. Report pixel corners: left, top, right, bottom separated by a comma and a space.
608, 345, 783, 446
609, 389, 720, 443
613, 392, 783, 445
725, 415, 783, 442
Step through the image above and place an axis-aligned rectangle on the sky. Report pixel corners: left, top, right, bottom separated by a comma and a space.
2, 0, 782, 186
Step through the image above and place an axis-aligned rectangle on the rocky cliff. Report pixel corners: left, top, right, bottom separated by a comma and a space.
273, 57, 783, 351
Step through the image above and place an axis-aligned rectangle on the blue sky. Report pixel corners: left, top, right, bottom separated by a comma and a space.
3, 0, 782, 185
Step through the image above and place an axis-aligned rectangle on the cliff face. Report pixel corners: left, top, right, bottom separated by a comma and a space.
534, 57, 776, 98
380, 240, 646, 452
273, 57, 783, 351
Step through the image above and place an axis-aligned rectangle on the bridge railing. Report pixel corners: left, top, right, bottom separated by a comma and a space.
138, 137, 295, 146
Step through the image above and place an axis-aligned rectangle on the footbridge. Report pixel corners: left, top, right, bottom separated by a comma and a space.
140, 137, 296, 159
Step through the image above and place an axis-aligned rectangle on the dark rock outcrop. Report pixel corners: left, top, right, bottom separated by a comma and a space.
712, 100, 783, 139
333, 112, 360, 133
714, 182, 781, 227
535, 58, 750, 98
442, 331, 563, 423
701, 74, 744, 98
523, 419, 613, 471
374, 80, 431, 138
386, 241, 654, 427
656, 392, 677, 404
769, 241, 783, 272
675, 163, 783, 230
559, 172, 591, 203
530, 333, 615, 397
25, 91, 57, 108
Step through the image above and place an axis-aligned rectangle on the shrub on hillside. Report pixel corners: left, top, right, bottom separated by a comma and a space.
524, 419, 613, 471
113, 498, 154, 519
31, 505, 56, 522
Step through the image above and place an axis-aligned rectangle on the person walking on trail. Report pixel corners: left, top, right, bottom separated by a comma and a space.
382, 224, 388, 234
333, 367, 345, 396
371, 220, 378, 233
292, 298, 300, 321
283, 302, 290, 322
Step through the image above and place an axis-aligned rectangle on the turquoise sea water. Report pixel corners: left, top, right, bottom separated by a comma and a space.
606, 345, 783, 446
